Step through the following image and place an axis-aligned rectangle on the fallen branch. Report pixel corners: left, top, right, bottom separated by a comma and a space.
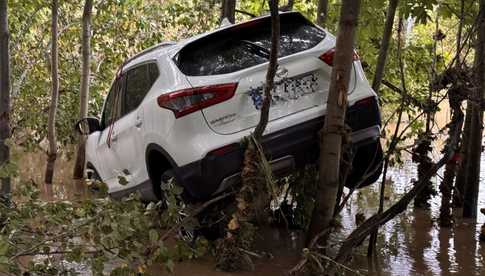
160, 191, 236, 241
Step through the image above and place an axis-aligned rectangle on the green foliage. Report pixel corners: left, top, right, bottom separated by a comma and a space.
8, 0, 219, 149
0, 181, 207, 275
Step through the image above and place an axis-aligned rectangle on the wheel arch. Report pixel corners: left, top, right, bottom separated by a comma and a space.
145, 143, 178, 198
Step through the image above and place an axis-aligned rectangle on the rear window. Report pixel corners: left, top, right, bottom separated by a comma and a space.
175, 12, 326, 76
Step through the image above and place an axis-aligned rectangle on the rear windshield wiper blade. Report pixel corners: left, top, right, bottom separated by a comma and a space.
239, 40, 270, 60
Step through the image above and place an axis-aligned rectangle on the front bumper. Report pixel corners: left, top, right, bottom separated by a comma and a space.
173, 97, 382, 200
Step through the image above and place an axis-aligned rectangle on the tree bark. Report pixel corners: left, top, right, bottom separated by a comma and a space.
253, 0, 280, 141
73, 0, 93, 179
45, 0, 59, 185
306, 0, 361, 245
316, 0, 328, 27
452, 0, 468, 208
463, 0, 485, 219
453, 102, 471, 207
368, 17, 405, 257
371, 0, 398, 93
0, 0, 10, 196
221, 0, 236, 24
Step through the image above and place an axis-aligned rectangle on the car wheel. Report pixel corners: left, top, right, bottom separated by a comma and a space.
85, 166, 105, 194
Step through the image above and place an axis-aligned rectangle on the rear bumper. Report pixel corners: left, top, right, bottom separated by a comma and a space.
173, 97, 382, 200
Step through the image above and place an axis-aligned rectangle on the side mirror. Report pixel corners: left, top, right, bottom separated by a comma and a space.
75, 117, 101, 135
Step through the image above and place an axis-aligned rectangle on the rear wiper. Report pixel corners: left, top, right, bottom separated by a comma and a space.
239, 40, 270, 60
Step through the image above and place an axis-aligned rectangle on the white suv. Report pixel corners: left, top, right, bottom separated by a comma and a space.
78, 12, 383, 201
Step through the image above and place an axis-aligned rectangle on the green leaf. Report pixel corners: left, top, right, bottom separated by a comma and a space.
149, 229, 159, 243
165, 259, 175, 273
0, 238, 8, 256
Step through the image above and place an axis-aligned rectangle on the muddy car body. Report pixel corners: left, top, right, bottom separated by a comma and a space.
79, 12, 383, 201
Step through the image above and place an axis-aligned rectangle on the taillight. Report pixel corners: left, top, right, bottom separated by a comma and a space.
157, 83, 238, 118
319, 48, 360, 66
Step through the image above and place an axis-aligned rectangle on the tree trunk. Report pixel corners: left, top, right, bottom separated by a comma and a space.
371, 0, 398, 93
73, 0, 93, 179
215, 0, 279, 271
454, 102, 471, 207
414, 14, 439, 209
221, 0, 236, 24
306, 0, 361, 245
0, 0, 10, 196
45, 0, 59, 185
368, 17, 405, 258
463, 0, 485, 219
316, 0, 328, 27
453, 0, 468, 207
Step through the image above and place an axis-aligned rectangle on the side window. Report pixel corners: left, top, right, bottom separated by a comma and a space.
123, 63, 159, 115
101, 77, 123, 128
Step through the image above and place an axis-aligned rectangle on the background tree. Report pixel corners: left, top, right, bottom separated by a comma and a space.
0, 0, 10, 195
306, 0, 361, 244
371, 0, 399, 92
316, 0, 328, 27
44, 0, 59, 184
73, 0, 93, 179
463, 0, 485, 219
221, 0, 236, 23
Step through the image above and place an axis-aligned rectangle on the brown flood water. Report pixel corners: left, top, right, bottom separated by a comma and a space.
18, 142, 485, 275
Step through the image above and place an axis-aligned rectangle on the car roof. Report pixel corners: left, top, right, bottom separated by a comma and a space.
121, 11, 301, 71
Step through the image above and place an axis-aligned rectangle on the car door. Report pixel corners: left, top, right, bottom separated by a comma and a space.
95, 76, 124, 187
110, 62, 160, 188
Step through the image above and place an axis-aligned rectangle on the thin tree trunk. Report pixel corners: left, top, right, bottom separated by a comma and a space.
215, 1, 279, 270
454, 102, 471, 207
73, 0, 93, 179
221, 0, 236, 24
371, 0, 399, 93
414, 13, 439, 209
253, 0, 280, 141
439, 160, 457, 226
456, 0, 465, 66
306, 0, 361, 245
452, 0, 468, 208
316, 0, 328, 27
45, 0, 59, 185
368, 17, 405, 258
0, 0, 10, 196
463, 0, 485, 219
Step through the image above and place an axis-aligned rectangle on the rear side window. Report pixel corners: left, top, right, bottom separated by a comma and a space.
175, 13, 326, 76
123, 63, 159, 115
